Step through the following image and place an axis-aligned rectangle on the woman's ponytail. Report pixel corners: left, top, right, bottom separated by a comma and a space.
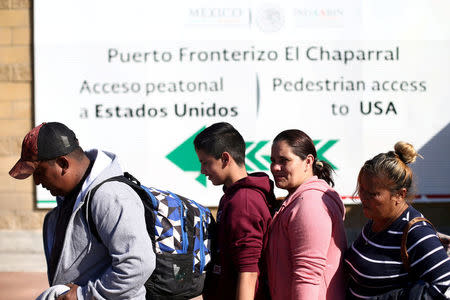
313, 159, 335, 187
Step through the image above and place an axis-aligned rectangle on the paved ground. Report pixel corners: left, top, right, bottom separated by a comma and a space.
0, 230, 201, 299
0, 272, 48, 300
0, 230, 48, 299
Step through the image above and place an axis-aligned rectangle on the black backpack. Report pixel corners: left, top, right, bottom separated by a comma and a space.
84, 172, 215, 299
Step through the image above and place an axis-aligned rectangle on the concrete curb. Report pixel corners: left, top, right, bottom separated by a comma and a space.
0, 230, 46, 272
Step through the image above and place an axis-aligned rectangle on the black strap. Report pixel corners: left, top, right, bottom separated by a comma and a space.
83, 172, 157, 250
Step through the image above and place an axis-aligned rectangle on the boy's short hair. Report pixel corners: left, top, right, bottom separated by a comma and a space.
194, 122, 246, 166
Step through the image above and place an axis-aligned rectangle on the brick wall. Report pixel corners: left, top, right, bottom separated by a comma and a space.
0, 0, 47, 229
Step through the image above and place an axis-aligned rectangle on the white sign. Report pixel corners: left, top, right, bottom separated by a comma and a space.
34, 0, 450, 208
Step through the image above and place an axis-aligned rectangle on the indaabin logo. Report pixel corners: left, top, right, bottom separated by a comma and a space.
294, 8, 344, 18
293, 7, 345, 27
166, 127, 339, 187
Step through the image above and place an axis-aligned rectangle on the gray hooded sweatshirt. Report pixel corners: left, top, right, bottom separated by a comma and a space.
42, 149, 155, 299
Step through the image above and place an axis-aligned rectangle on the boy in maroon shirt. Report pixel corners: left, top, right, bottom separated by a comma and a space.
194, 122, 274, 300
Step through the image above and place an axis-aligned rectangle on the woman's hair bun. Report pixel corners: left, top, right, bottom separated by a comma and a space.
394, 141, 420, 164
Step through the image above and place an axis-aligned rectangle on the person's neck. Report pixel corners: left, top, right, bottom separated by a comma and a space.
224, 165, 248, 188
66, 156, 92, 195
287, 174, 314, 197
372, 202, 409, 232
75, 156, 92, 184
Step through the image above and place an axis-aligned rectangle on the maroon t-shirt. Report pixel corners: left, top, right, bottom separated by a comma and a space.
204, 172, 274, 300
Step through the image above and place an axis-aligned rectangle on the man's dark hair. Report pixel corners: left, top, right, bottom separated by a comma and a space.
194, 122, 246, 166
67, 146, 86, 162
45, 146, 85, 166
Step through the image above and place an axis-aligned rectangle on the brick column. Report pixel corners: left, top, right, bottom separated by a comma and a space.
0, 0, 47, 229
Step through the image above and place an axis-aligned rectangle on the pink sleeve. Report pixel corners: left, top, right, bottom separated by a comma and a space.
286, 190, 332, 300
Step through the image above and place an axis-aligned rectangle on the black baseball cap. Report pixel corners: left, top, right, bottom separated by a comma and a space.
9, 122, 79, 179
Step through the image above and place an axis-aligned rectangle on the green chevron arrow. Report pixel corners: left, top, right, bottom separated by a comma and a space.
166, 126, 207, 186
245, 142, 253, 170
313, 139, 338, 170
246, 141, 270, 171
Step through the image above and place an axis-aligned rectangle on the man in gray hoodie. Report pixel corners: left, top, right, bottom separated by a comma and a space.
9, 122, 155, 300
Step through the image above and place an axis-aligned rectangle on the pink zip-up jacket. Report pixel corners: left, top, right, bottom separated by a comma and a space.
266, 176, 347, 300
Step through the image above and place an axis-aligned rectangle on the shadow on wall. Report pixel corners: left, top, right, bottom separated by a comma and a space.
412, 122, 450, 196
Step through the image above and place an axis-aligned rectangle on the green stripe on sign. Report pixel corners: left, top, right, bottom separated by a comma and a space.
37, 200, 57, 209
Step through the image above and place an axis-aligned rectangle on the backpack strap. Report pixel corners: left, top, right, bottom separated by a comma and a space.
401, 217, 437, 270
84, 175, 125, 243
164, 192, 196, 254
83, 172, 157, 250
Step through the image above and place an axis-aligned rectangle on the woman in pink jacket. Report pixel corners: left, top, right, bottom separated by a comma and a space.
266, 129, 347, 300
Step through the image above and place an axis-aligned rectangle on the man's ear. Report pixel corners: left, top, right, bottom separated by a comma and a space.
221, 152, 231, 167
55, 156, 69, 175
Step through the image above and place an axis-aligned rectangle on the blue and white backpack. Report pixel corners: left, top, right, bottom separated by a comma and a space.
85, 172, 215, 300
